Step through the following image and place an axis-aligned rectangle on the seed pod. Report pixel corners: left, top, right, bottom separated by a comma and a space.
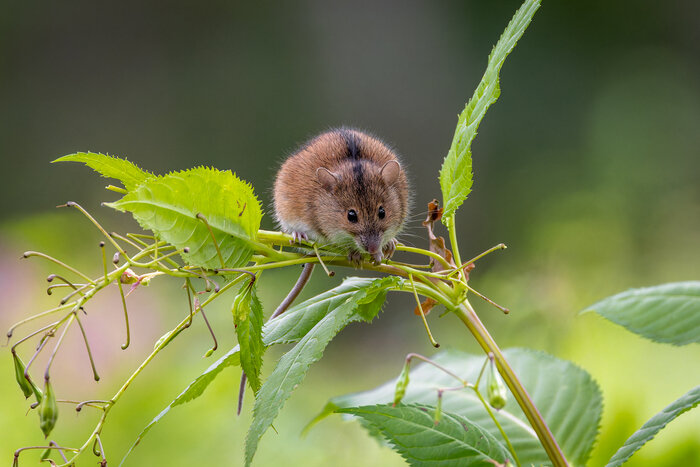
393, 360, 411, 406
487, 359, 507, 410
38, 379, 59, 438
12, 352, 34, 399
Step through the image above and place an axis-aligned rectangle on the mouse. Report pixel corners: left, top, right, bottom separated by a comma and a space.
273, 128, 409, 264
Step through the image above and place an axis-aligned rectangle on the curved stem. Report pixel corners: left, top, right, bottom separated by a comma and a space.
56, 275, 243, 467
453, 300, 567, 466
395, 244, 452, 270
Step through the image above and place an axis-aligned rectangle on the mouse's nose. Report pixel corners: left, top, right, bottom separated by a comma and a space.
362, 235, 383, 264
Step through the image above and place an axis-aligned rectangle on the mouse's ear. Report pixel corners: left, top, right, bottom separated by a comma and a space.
316, 167, 340, 191
380, 160, 401, 185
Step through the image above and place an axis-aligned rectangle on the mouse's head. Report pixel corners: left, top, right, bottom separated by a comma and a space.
315, 155, 408, 262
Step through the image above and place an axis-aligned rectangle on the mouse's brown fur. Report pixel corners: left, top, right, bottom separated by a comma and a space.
274, 128, 409, 263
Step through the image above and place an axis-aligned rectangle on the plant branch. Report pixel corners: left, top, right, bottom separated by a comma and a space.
453, 300, 567, 466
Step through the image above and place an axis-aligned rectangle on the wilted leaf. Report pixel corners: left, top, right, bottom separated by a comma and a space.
422, 200, 457, 274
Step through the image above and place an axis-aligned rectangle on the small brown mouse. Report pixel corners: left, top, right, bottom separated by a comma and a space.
274, 128, 409, 264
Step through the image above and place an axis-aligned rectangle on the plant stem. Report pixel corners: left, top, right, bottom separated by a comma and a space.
472, 387, 521, 467
453, 300, 567, 466
446, 217, 468, 287
395, 244, 452, 270
55, 274, 245, 467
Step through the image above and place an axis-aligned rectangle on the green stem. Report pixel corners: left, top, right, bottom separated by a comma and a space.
446, 243, 507, 279
472, 387, 521, 467
56, 273, 246, 467
453, 300, 567, 466
447, 217, 463, 268
446, 216, 468, 290
395, 244, 451, 270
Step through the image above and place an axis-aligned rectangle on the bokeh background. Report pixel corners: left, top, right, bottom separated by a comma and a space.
1, 1, 699, 465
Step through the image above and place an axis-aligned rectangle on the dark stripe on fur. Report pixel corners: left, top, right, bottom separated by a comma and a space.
339, 129, 361, 160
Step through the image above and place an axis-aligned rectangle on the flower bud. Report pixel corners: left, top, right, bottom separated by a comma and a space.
38, 378, 58, 438
120, 268, 139, 284
12, 352, 34, 399
393, 360, 410, 406
487, 359, 507, 410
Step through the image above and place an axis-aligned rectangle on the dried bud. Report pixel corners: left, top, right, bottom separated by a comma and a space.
393, 359, 411, 406
38, 378, 58, 438
12, 352, 34, 399
487, 359, 507, 410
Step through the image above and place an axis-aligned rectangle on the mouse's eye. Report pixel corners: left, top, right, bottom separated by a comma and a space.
378, 206, 386, 219
347, 209, 358, 223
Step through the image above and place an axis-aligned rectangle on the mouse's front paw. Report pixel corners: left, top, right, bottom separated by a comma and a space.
290, 231, 309, 245
382, 238, 398, 260
347, 250, 364, 268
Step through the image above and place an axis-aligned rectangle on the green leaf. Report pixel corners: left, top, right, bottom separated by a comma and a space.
439, 0, 540, 222
235, 283, 265, 393
122, 276, 400, 465
319, 348, 602, 466
338, 404, 511, 466
581, 281, 700, 345
107, 167, 262, 269
606, 385, 700, 467
245, 276, 400, 466
264, 276, 394, 345
53, 152, 152, 191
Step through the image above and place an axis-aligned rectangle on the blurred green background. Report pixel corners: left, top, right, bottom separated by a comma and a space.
1, 1, 698, 465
